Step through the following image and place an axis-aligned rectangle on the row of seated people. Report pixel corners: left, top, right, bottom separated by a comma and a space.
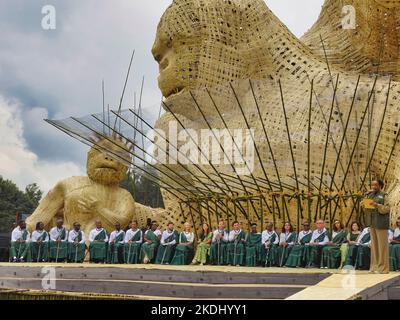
9, 217, 400, 271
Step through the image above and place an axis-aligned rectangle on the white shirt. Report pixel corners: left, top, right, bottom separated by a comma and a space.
50, 227, 68, 242
261, 230, 279, 245
89, 228, 108, 242
68, 229, 86, 243
393, 228, 400, 239
228, 229, 243, 242
297, 230, 312, 244
109, 230, 125, 244
31, 230, 49, 242
124, 229, 142, 243
180, 231, 194, 243
310, 228, 329, 246
388, 229, 394, 243
212, 229, 229, 242
279, 232, 295, 245
161, 229, 177, 245
357, 227, 371, 246
11, 227, 30, 242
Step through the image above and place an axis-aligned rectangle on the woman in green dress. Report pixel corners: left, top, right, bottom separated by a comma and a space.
276, 222, 296, 267
171, 222, 195, 265
191, 223, 212, 265
321, 220, 347, 269
340, 221, 361, 268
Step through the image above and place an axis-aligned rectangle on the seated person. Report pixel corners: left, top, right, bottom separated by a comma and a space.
304, 219, 329, 268
389, 217, 400, 272
108, 222, 125, 264
155, 222, 179, 265
31, 222, 49, 262
124, 220, 143, 264
140, 221, 162, 264
10, 220, 31, 262
261, 222, 279, 267
191, 223, 212, 265
210, 220, 229, 265
285, 221, 312, 268
171, 222, 195, 265
89, 220, 108, 263
344, 226, 371, 270
321, 220, 347, 269
49, 218, 68, 262
276, 222, 296, 267
67, 222, 86, 263
227, 221, 246, 266
245, 223, 262, 267
340, 221, 362, 268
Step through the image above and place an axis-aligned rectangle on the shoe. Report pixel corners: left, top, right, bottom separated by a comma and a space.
12, 257, 17, 262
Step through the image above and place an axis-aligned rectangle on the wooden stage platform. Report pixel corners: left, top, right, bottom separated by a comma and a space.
0, 263, 399, 300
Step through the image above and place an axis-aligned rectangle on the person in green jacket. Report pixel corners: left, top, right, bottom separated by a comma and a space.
245, 223, 262, 267
124, 220, 143, 264
108, 222, 125, 264
210, 220, 229, 265
140, 221, 162, 264
89, 220, 108, 263
340, 221, 362, 268
31, 222, 49, 262
155, 222, 179, 264
361, 179, 390, 274
321, 220, 347, 269
276, 222, 297, 267
67, 222, 86, 263
227, 221, 246, 266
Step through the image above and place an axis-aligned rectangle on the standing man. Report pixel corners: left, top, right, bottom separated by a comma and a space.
10, 220, 31, 262
31, 222, 49, 262
362, 179, 391, 274
89, 220, 108, 263
67, 222, 86, 263
210, 220, 229, 265
49, 218, 68, 262
108, 222, 125, 264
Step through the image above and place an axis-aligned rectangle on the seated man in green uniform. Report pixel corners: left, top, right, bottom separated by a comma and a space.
31, 222, 49, 262
124, 220, 143, 264
89, 220, 108, 263
261, 222, 279, 267
140, 221, 162, 264
108, 222, 125, 264
285, 221, 312, 268
210, 220, 229, 265
227, 221, 246, 266
389, 218, 400, 271
67, 222, 86, 263
305, 219, 329, 268
10, 220, 31, 262
245, 223, 262, 267
49, 219, 68, 262
155, 222, 179, 265
321, 220, 347, 269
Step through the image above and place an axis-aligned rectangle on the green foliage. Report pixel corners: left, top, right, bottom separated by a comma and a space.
121, 166, 164, 208
0, 176, 42, 232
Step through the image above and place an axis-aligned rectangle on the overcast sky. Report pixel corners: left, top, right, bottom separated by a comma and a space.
0, 0, 324, 193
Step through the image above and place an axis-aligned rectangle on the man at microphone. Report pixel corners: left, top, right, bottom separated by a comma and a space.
362, 179, 390, 274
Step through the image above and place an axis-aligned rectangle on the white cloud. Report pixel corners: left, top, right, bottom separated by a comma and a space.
0, 95, 83, 193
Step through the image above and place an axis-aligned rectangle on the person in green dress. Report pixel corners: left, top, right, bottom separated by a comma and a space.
321, 220, 347, 269
210, 220, 229, 265
389, 217, 400, 271
304, 219, 329, 268
31, 222, 49, 262
155, 222, 179, 264
10, 220, 31, 262
340, 221, 362, 268
171, 222, 195, 265
107, 222, 125, 264
191, 223, 212, 265
124, 220, 143, 264
245, 223, 262, 267
140, 221, 162, 264
49, 219, 68, 262
67, 222, 86, 263
261, 222, 279, 267
89, 220, 108, 263
277, 222, 297, 267
285, 221, 312, 268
